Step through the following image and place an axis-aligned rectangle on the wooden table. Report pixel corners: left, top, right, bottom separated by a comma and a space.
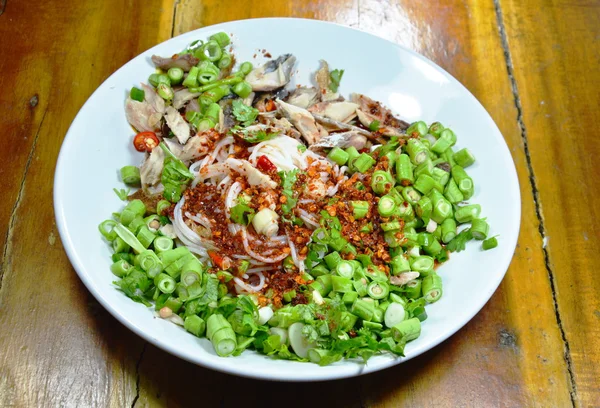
1, 0, 598, 406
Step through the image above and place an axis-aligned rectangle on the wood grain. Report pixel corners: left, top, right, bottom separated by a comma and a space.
498, 0, 600, 405
0, 1, 50, 279
0, 0, 175, 406
131, 1, 572, 406
0, 0, 595, 406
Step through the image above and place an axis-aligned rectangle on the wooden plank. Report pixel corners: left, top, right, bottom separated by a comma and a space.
0, 0, 175, 406
498, 0, 600, 405
0, 3, 51, 268
0, 0, 581, 406
131, 1, 573, 407
356, 0, 573, 404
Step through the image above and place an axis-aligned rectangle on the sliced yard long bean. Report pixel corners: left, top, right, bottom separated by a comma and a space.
207, 314, 237, 357
395, 153, 414, 184
422, 273, 443, 303
453, 148, 475, 168
454, 204, 481, 223
482, 236, 499, 250
471, 218, 490, 240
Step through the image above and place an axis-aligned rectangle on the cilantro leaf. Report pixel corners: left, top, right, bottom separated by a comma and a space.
279, 169, 299, 214
160, 143, 194, 202
234, 127, 280, 144
113, 188, 130, 201
434, 249, 449, 263
329, 328, 405, 362
376, 137, 400, 157
369, 120, 380, 132
230, 203, 255, 225
195, 274, 219, 305
232, 99, 259, 126
236, 295, 259, 319
261, 335, 308, 361
329, 69, 344, 92
228, 309, 259, 337
446, 228, 473, 252
113, 269, 151, 306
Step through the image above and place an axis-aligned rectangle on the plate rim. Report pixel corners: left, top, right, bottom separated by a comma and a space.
54, 17, 521, 381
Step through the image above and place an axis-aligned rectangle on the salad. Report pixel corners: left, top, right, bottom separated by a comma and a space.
99, 31, 497, 365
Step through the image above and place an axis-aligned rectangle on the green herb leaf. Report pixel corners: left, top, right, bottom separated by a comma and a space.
434, 249, 449, 263
185, 111, 203, 129
329, 69, 345, 92
278, 169, 299, 214
329, 328, 405, 361
113, 269, 151, 306
232, 99, 259, 126
197, 275, 219, 305
228, 309, 259, 336
232, 335, 255, 356
216, 297, 238, 317
369, 120, 380, 132
262, 336, 308, 361
113, 188, 130, 201
446, 228, 474, 252
236, 295, 259, 319
230, 203, 255, 225
376, 137, 400, 156
160, 143, 194, 202
234, 128, 279, 144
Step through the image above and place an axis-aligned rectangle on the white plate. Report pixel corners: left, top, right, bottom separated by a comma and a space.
54, 18, 520, 381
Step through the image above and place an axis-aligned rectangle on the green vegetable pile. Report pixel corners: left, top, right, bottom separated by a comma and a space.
102, 31, 498, 365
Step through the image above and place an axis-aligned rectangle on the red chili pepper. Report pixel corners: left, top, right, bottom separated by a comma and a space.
256, 155, 277, 172
208, 250, 225, 269
133, 132, 159, 152
265, 100, 277, 112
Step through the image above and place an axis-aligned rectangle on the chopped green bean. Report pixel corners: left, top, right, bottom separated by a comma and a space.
453, 148, 476, 168
327, 147, 349, 166
232, 81, 252, 98
454, 204, 481, 223
353, 153, 376, 173
406, 139, 429, 165
350, 201, 369, 219
482, 236, 499, 250
470, 218, 490, 240
129, 87, 145, 102
406, 121, 428, 137
209, 31, 231, 47
167, 67, 184, 85
428, 122, 444, 137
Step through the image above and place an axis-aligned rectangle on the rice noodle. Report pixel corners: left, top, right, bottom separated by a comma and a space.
232, 254, 251, 259
233, 272, 266, 293
218, 175, 231, 190
327, 176, 348, 196
287, 233, 305, 273
203, 136, 234, 168
241, 226, 289, 263
189, 160, 203, 174
173, 198, 204, 246
184, 211, 212, 231
224, 181, 243, 235
246, 266, 279, 273
298, 208, 320, 229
